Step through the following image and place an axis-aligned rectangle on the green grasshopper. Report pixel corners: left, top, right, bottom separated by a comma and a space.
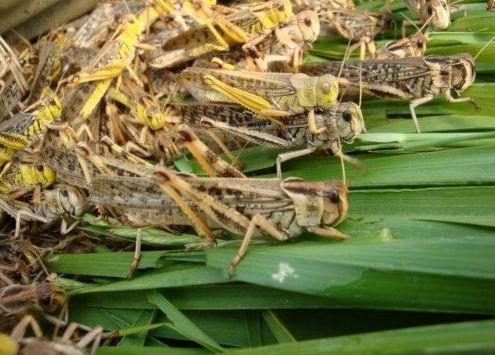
300, 53, 476, 133
179, 67, 339, 134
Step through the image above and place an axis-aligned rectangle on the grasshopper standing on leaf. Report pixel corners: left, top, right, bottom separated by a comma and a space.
176, 101, 364, 178
89, 166, 349, 275
300, 53, 476, 133
179, 67, 339, 134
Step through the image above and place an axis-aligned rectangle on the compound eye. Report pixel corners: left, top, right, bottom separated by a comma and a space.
321, 82, 331, 94
330, 190, 339, 204
343, 111, 352, 122
304, 17, 312, 27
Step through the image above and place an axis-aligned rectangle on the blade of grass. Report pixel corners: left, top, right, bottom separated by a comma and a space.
261, 311, 296, 344
225, 319, 495, 355
146, 290, 223, 352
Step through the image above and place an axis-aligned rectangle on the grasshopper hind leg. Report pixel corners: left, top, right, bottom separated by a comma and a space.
409, 94, 434, 133
127, 228, 142, 279
229, 214, 289, 277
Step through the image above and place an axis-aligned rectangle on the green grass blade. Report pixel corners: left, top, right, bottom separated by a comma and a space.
261, 311, 296, 344
146, 290, 224, 352
206, 238, 495, 313
224, 319, 495, 355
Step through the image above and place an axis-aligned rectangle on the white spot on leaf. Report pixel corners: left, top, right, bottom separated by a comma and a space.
271, 262, 298, 283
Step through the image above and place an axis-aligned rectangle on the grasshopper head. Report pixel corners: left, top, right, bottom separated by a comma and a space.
427, 0, 450, 30
58, 185, 87, 217
281, 179, 348, 228
451, 53, 476, 92
296, 10, 320, 43
334, 102, 364, 143
316, 75, 338, 109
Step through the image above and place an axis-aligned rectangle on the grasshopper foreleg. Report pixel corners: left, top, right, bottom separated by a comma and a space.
276, 147, 315, 179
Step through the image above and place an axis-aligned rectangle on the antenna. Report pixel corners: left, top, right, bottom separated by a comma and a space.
474, 36, 495, 61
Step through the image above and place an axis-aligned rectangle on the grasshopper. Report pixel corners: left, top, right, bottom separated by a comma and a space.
300, 54, 476, 133
292, 0, 355, 12
489, 0, 495, 11
149, 0, 294, 69
7, 315, 102, 355
89, 167, 349, 274
0, 88, 61, 153
0, 283, 66, 332
179, 67, 339, 133
176, 101, 364, 177
322, 9, 390, 59
404, 0, 451, 30
212, 9, 320, 72
67, 1, 169, 119
376, 29, 428, 59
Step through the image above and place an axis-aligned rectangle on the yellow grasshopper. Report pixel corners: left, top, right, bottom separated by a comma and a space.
179, 67, 339, 133
68, 1, 169, 118
0, 88, 61, 171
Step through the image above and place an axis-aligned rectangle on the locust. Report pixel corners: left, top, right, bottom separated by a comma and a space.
212, 9, 320, 72
67, 1, 169, 119
89, 166, 349, 274
376, 32, 428, 59
5, 315, 102, 355
292, 0, 355, 12
176, 101, 364, 177
179, 67, 339, 133
149, 0, 294, 69
300, 53, 476, 133
0, 88, 61, 156
0, 283, 66, 335
322, 9, 390, 59
404, 0, 451, 30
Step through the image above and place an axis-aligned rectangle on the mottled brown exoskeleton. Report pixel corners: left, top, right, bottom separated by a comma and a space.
89, 167, 349, 274
300, 53, 476, 132
176, 101, 364, 177
322, 9, 391, 59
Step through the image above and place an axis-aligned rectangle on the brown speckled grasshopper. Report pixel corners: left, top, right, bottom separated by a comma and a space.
89, 166, 349, 275
176, 101, 364, 178
300, 53, 476, 133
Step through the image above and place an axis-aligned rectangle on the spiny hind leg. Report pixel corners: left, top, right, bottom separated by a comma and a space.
176, 124, 245, 178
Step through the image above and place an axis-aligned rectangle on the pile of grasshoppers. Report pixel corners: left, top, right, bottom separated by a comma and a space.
0, 0, 483, 347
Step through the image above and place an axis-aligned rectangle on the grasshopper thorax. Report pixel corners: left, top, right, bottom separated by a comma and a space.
316, 75, 339, 108
281, 179, 348, 228
296, 10, 321, 43
451, 53, 476, 92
